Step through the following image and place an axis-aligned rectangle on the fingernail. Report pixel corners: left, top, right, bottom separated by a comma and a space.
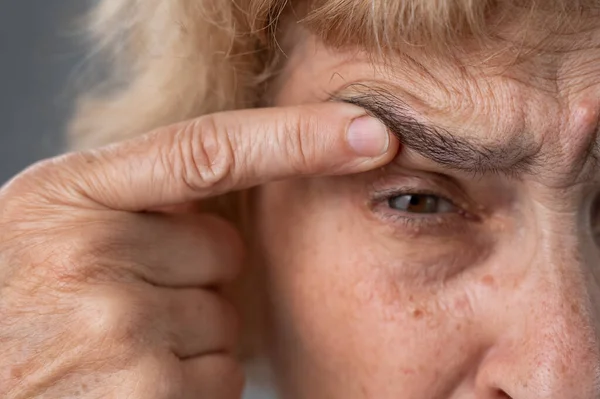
347, 116, 389, 157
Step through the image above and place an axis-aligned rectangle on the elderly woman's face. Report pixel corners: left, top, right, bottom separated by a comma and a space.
253, 32, 600, 397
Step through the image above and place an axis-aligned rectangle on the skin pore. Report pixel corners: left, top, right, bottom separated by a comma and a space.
250, 26, 600, 398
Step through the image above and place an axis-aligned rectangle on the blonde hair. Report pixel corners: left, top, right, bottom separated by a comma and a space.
69, 0, 597, 148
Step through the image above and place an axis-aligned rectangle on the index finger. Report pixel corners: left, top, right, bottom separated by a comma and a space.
50, 103, 398, 211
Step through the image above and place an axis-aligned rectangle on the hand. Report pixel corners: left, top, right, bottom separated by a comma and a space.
0, 103, 395, 398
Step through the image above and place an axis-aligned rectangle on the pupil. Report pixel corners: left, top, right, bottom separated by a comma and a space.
409, 196, 422, 206
410, 195, 436, 212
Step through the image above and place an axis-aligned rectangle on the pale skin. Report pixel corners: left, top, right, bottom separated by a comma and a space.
3, 23, 600, 399
255, 33, 600, 397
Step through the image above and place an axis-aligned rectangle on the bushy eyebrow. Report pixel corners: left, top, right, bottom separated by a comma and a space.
331, 84, 538, 177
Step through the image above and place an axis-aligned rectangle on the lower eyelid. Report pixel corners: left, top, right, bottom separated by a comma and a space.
378, 214, 473, 238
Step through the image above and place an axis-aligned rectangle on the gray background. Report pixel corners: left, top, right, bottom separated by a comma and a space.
0, 0, 90, 184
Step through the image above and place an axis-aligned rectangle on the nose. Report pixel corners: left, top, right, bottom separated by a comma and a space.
474, 223, 600, 398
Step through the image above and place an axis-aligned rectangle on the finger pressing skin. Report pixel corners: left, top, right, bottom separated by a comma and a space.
31, 102, 397, 211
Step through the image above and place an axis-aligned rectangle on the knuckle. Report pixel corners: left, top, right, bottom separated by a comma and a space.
0, 212, 135, 299
176, 116, 236, 191
278, 110, 321, 174
34, 248, 98, 289
78, 288, 153, 344
43, 224, 134, 286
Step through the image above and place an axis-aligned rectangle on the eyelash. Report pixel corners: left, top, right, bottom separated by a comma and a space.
370, 187, 477, 235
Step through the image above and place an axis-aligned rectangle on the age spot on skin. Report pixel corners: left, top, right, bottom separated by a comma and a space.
412, 308, 424, 319
571, 302, 580, 316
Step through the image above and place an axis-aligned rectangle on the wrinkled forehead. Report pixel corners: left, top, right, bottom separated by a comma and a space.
273, 2, 600, 157
273, 23, 600, 184
278, 25, 600, 115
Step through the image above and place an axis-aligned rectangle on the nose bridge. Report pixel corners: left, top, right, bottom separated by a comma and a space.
531, 222, 600, 394
477, 213, 600, 398
526, 232, 600, 392
532, 208, 599, 328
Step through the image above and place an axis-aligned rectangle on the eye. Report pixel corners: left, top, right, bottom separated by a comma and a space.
388, 194, 456, 214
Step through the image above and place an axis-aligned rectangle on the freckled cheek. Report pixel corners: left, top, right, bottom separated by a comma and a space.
256, 179, 489, 383
273, 250, 485, 385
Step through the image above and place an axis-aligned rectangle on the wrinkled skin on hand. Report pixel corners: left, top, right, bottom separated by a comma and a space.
0, 103, 394, 398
